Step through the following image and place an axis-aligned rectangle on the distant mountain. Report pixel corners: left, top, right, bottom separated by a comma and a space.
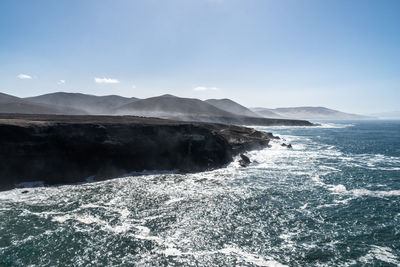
0, 92, 20, 104
26, 92, 138, 115
1, 92, 315, 126
115, 94, 235, 118
251, 107, 283, 118
252, 106, 370, 120
0, 92, 85, 115
114, 95, 314, 126
205, 98, 261, 117
370, 111, 400, 119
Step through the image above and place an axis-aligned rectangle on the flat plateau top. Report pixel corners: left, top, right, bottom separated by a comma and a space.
0, 114, 190, 126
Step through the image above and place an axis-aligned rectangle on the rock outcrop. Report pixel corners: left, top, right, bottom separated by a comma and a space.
0, 114, 276, 190
281, 143, 293, 149
239, 154, 251, 167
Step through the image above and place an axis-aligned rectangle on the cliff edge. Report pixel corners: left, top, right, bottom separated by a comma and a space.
0, 114, 277, 190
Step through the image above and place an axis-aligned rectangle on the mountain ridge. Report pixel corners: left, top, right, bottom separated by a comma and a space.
205, 98, 261, 118
115, 95, 236, 118
252, 106, 371, 120
0, 91, 314, 126
0, 92, 86, 115
26, 92, 138, 115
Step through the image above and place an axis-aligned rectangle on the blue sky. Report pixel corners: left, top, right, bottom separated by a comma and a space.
1, 0, 399, 114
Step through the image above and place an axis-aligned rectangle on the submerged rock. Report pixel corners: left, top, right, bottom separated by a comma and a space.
0, 114, 275, 190
239, 154, 251, 167
281, 143, 293, 149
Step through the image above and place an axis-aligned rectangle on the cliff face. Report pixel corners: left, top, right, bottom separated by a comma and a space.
0, 114, 273, 190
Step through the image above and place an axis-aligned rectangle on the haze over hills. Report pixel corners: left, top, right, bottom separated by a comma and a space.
0, 92, 85, 115
0, 92, 314, 126
205, 99, 261, 118
1, 90, 373, 124
250, 108, 283, 119
252, 106, 371, 120
26, 92, 138, 115
113, 94, 313, 126
115, 94, 235, 118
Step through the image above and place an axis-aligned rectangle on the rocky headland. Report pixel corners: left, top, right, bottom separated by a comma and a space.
0, 114, 282, 191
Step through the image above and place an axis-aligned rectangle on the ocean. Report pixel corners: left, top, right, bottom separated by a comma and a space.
0, 120, 399, 266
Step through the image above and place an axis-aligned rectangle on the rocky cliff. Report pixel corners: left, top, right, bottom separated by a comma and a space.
0, 114, 276, 190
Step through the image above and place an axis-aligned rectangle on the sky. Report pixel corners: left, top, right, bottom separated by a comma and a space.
0, 0, 399, 114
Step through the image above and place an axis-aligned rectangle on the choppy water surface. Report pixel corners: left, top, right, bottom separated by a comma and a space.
1, 120, 399, 266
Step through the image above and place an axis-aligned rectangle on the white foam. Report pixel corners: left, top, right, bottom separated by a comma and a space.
51, 209, 136, 234
252, 122, 354, 132
317, 181, 400, 199
79, 203, 106, 209
156, 245, 287, 267
164, 197, 185, 205
312, 175, 400, 199
162, 246, 183, 257
52, 214, 73, 223
300, 203, 308, 210
316, 122, 355, 129
359, 245, 400, 265
328, 184, 347, 193
218, 246, 287, 267
135, 225, 150, 235
352, 189, 400, 198
312, 175, 325, 186
341, 153, 400, 171
52, 214, 104, 225
122, 169, 180, 177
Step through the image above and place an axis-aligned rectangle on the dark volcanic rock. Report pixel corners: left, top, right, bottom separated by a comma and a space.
239, 154, 251, 167
0, 114, 274, 190
281, 143, 293, 149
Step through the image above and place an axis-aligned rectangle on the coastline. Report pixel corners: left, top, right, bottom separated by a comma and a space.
0, 114, 302, 191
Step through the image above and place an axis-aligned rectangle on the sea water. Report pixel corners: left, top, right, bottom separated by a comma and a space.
0, 120, 399, 266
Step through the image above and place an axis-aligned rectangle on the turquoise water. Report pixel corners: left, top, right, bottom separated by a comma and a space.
0, 121, 399, 266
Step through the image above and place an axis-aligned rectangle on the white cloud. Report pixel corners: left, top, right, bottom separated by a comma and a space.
132, 84, 136, 89
58, 80, 66, 85
17, 74, 32, 79
94, 77, 120, 84
193, 86, 219, 91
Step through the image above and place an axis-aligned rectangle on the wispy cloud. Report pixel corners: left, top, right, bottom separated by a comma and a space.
132, 84, 136, 89
193, 86, 219, 91
58, 80, 66, 85
17, 74, 32, 79
94, 77, 120, 84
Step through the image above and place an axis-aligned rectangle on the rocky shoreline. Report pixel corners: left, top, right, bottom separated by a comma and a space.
0, 114, 287, 191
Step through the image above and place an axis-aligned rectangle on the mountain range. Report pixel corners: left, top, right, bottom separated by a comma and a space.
0, 92, 84, 115
251, 106, 371, 120
26, 92, 138, 115
0, 92, 374, 124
